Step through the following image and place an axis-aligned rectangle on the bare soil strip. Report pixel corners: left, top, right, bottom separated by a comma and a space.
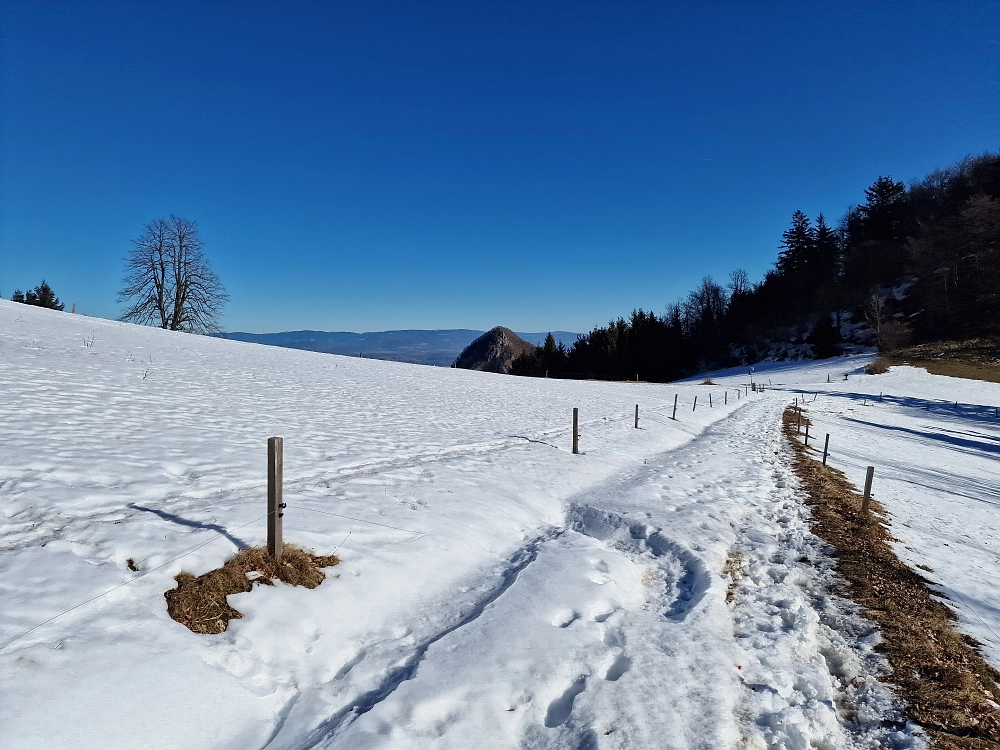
887, 339, 1000, 384
165, 545, 339, 634
782, 406, 1000, 749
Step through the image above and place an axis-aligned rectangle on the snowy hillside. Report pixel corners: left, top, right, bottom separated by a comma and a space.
2, 300, 999, 749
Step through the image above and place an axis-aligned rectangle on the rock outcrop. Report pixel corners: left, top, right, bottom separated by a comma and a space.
453, 326, 535, 373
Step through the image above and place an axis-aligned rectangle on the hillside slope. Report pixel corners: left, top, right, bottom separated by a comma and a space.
2, 301, 999, 748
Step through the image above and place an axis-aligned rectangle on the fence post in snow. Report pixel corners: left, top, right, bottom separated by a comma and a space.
804, 423, 810, 446
693, 396, 698, 412
862, 466, 875, 515
635, 404, 639, 429
572, 408, 579, 454
709, 393, 713, 407
267, 437, 284, 560
725, 391, 727, 405
672, 394, 678, 420
822, 434, 830, 465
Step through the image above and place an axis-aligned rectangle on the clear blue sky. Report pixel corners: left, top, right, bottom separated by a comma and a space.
1, 1, 997, 333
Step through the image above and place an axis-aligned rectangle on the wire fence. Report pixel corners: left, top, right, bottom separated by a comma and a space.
1, 386, 760, 653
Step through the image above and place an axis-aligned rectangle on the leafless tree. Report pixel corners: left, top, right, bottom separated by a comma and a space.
118, 216, 228, 333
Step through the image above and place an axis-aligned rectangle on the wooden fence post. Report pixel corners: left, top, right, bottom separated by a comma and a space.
693, 396, 697, 412
634, 404, 639, 429
822, 434, 830, 465
672, 394, 678, 420
862, 466, 875, 515
267, 437, 284, 560
725, 391, 727, 405
709, 393, 713, 407
572, 408, 579, 454
804, 423, 810, 446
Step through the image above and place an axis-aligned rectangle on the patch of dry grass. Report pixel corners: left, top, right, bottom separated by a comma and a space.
889, 339, 1000, 384
864, 357, 892, 375
165, 545, 340, 635
701, 378, 717, 385
782, 407, 1000, 748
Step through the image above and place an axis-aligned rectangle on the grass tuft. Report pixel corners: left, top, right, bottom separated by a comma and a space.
782, 407, 1000, 748
165, 545, 339, 635
701, 378, 717, 385
864, 357, 892, 375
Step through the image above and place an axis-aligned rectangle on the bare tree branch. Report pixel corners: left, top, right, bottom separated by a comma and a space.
118, 216, 227, 333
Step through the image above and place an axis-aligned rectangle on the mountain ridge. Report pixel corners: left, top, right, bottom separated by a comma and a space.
218, 329, 579, 367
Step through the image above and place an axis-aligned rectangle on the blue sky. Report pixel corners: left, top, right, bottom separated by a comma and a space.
1, 1, 997, 333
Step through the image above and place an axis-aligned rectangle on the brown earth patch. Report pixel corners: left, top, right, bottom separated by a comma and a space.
783, 406, 1000, 748
165, 545, 339, 634
884, 339, 1000, 384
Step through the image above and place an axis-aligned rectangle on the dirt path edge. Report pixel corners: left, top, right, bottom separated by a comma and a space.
782, 405, 1000, 749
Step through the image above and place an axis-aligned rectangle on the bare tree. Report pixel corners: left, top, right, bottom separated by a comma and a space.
118, 215, 228, 333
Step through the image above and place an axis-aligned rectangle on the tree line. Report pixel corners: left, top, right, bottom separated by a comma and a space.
513, 152, 1000, 381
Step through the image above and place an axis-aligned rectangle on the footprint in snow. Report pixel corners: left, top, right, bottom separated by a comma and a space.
551, 609, 579, 628
601, 651, 632, 682
544, 675, 588, 728
587, 601, 617, 623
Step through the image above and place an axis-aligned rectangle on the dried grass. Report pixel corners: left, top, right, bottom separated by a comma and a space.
782, 407, 1000, 748
701, 378, 717, 385
165, 545, 339, 634
864, 357, 892, 375
889, 339, 1000, 384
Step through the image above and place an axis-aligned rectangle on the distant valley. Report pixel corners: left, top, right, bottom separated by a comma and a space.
218, 329, 580, 367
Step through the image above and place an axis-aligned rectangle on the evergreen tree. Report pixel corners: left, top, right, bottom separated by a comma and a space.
776, 210, 814, 281
12, 280, 64, 310
812, 214, 840, 289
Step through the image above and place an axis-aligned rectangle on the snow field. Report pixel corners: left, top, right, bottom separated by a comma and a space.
0, 301, 747, 749
2, 300, 994, 749
773, 365, 1000, 668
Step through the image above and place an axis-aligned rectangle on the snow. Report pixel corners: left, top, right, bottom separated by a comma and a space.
2, 300, 997, 748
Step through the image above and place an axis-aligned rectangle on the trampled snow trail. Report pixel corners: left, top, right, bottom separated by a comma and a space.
2, 304, 972, 748
267, 398, 922, 750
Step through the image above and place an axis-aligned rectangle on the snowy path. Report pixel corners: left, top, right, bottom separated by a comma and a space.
268, 398, 919, 750
0, 303, 967, 749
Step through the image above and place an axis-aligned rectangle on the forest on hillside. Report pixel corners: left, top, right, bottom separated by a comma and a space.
513, 152, 1000, 382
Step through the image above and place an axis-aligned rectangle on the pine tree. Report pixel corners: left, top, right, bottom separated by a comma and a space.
812, 214, 840, 288
777, 211, 815, 281
12, 280, 64, 310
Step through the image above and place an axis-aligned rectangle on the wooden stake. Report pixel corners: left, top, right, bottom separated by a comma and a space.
634, 404, 639, 429
709, 393, 713, 407
693, 396, 697, 411
862, 466, 875, 515
267, 437, 284, 560
672, 394, 678, 420
804, 423, 810, 446
572, 408, 579, 454
822, 434, 829, 465
725, 391, 728, 405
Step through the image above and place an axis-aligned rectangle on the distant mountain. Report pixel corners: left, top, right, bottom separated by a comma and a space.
454, 327, 535, 373
218, 329, 579, 367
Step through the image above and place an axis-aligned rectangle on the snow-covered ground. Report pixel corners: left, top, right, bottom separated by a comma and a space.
1, 300, 997, 749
